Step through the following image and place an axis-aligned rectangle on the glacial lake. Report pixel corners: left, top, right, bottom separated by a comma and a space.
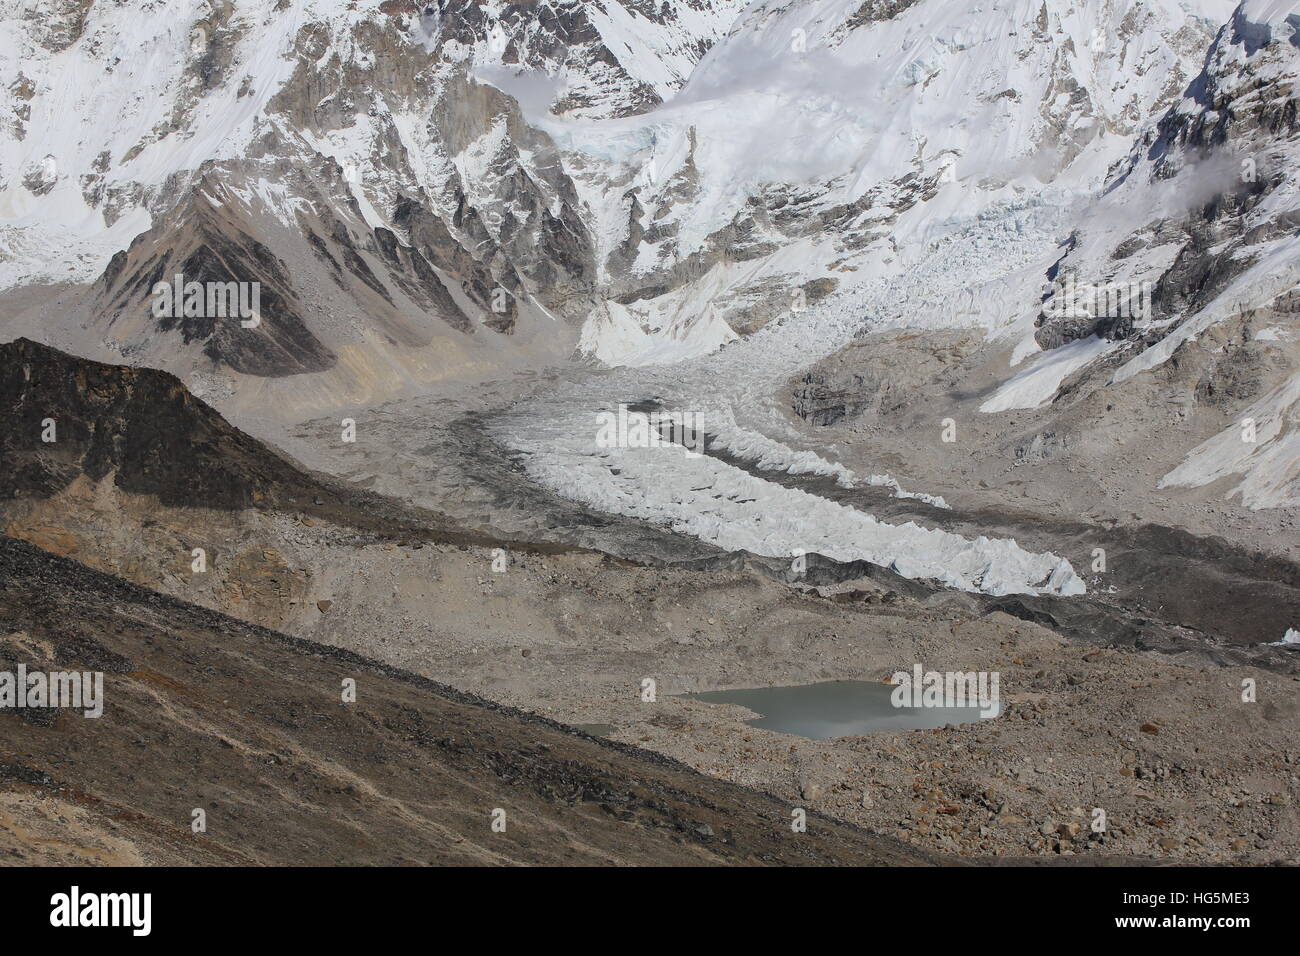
684, 680, 999, 741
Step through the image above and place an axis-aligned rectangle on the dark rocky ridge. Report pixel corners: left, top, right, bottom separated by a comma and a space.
0, 336, 498, 544
0, 337, 343, 509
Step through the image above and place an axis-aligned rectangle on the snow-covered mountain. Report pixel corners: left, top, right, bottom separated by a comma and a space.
0, 0, 740, 411
2, 0, 1293, 435
572, 0, 1235, 362
1040, 0, 1299, 344
1064, 0, 1300, 507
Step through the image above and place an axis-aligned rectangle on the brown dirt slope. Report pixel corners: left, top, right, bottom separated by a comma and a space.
0, 535, 935, 867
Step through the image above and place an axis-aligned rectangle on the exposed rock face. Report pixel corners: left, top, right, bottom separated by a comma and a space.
791, 331, 979, 426
792, 371, 871, 427
0, 337, 342, 509
17, 0, 94, 54
842, 0, 925, 29
85, 153, 511, 377
94, 183, 338, 378
427, 0, 731, 119
423, 71, 595, 310
250, 0, 726, 344
1036, 5, 1300, 352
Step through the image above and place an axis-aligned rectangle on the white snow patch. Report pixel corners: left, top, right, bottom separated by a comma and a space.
578, 297, 738, 366
1158, 373, 1300, 508
981, 335, 1117, 413
1269, 627, 1300, 646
